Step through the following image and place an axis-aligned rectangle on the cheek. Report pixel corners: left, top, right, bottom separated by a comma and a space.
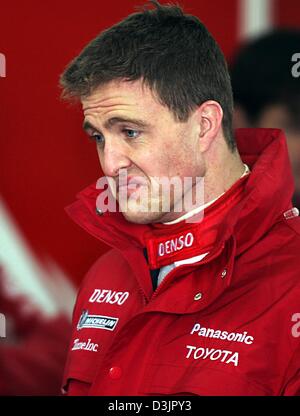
163, 149, 199, 178
97, 149, 105, 170
138, 152, 167, 178
142, 131, 198, 178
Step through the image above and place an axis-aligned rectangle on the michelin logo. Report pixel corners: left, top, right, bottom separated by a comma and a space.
77, 310, 118, 331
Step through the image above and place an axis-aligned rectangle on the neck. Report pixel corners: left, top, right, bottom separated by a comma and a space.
203, 148, 245, 206
159, 141, 245, 224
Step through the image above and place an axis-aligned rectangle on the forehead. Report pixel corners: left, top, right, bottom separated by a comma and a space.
81, 79, 163, 116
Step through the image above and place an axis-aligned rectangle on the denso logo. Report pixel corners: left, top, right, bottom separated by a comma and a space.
89, 289, 129, 305
158, 232, 194, 257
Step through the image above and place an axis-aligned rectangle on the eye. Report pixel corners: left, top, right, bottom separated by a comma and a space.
122, 129, 140, 139
90, 133, 104, 144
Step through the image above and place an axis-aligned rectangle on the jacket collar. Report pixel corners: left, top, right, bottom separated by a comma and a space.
226, 128, 294, 255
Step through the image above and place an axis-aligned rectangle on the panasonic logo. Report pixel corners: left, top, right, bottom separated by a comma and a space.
158, 232, 194, 257
190, 323, 254, 345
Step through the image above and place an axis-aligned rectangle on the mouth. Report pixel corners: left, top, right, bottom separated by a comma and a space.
117, 183, 147, 198
117, 175, 148, 191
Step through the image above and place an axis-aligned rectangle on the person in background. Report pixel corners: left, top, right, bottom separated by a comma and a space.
230, 29, 300, 208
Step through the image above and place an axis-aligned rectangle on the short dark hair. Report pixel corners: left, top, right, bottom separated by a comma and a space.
59, 0, 235, 151
230, 29, 300, 129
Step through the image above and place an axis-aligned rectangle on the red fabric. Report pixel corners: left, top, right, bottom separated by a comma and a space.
62, 129, 300, 396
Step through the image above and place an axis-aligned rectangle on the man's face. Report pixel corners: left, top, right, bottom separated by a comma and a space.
81, 79, 204, 224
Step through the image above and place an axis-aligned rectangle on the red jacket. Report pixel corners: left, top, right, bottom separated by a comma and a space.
63, 129, 300, 396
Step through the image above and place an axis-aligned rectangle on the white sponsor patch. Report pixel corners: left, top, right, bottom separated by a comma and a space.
89, 289, 129, 305
71, 338, 99, 352
186, 344, 239, 367
77, 310, 118, 331
158, 232, 194, 257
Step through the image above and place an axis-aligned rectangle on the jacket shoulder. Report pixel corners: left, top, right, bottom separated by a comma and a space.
284, 216, 300, 237
267, 216, 300, 285
71, 249, 132, 320
273, 216, 300, 264
81, 249, 130, 289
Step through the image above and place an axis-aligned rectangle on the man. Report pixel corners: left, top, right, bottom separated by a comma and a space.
59, 1, 300, 395
230, 29, 300, 209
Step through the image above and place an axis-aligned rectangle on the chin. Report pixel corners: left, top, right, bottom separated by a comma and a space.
121, 210, 164, 225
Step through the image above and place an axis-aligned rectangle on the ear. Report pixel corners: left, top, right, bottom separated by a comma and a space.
195, 100, 224, 152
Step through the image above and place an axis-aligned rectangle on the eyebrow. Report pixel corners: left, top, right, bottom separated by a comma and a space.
82, 117, 150, 133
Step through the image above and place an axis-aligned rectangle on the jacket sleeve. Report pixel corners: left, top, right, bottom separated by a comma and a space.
283, 370, 300, 396
61, 264, 96, 396
282, 345, 300, 396
61, 291, 89, 396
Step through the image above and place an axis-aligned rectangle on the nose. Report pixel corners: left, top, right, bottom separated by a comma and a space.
98, 138, 132, 177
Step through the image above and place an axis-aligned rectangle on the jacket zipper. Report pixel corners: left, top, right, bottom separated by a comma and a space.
150, 241, 227, 301
137, 284, 148, 306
